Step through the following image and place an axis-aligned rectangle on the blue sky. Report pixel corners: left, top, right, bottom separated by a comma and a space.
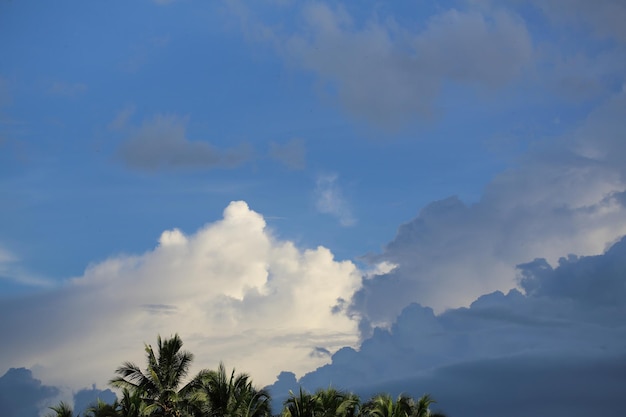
1, 1, 626, 416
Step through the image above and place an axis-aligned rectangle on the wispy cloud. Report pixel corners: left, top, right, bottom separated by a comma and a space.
314, 174, 356, 226
0, 245, 54, 288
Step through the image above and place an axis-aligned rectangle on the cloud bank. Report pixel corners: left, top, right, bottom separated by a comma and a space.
0, 202, 362, 392
353, 91, 626, 324
268, 235, 626, 416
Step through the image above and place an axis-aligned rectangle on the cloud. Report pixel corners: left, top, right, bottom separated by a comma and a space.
269, 138, 306, 170
230, 2, 532, 128
314, 174, 356, 227
73, 386, 117, 416
0, 368, 59, 417
116, 114, 252, 171
0, 245, 53, 288
351, 91, 626, 323
518, 238, 626, 306
267, 237, 626, 415
528, 0, 626, 43
0, 201, 362, 394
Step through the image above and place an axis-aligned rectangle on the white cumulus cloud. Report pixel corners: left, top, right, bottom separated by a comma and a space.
0, 201, 363, 392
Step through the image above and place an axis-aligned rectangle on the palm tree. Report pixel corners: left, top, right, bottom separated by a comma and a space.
84, 398, 121, 417
192, 362, 271, 417
110, 334, 201, 417
361, 394, 413, 417
282, 387, 317, 417
412, 394, 446, 417
118, 387, 151, 417
313, 387, 359, 417
46, 402, 75, 417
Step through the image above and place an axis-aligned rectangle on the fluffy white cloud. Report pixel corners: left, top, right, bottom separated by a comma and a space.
0, 201, 362, 391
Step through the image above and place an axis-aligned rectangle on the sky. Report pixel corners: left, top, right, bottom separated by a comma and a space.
1, 0, 625, 416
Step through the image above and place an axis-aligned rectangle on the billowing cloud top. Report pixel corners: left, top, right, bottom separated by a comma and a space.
0, 201, 362, 391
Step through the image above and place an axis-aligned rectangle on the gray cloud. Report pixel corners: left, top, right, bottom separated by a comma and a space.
73, 386, 117, 416
269, 138, 306, 170
231, 2, 532, 128
0, 368, 59, 417
286, 4, 532, 126
359, 353, 626, 417
529, 0, 626, 43
117, 114, 252, 171
266, 237, 626, 415
518, 238, 626, 306
351, 91, 626, 323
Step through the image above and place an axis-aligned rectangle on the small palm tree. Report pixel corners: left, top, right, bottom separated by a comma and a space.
46, 402, 75, 417
361, 394, 413, 417
110, 334, 200, 417
282, 387, 317, 417
84, 398, 121, 417
412, 394, 446, 417
313, 387, 359, 417
118, 388, 151, 417
193, 362, 271, 417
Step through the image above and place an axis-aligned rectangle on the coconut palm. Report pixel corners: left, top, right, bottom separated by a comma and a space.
110, 334, 201, 417
361, 394, 413, 417
282, 387, 317, 417
46, 402, 75, 417
411, 394, 446, 417
84, 398, 121, 417
192, 362, 271, 417
117, 387, 153, 417
313, 387, 359, 417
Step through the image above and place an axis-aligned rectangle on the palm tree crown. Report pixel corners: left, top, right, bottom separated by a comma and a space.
110, 334, 199, 417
